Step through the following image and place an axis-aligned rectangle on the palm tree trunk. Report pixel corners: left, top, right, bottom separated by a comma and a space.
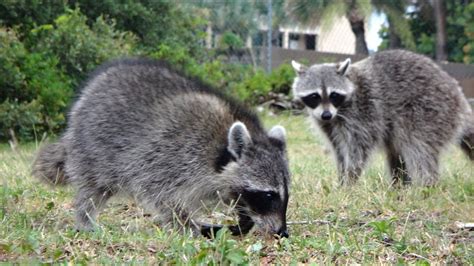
347, 4, 369, 55
388, 17, 402, 49
433, 0, 447, 61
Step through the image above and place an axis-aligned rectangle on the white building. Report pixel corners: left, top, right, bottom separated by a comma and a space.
207, 16, 358, 55
258, 16, 358, 54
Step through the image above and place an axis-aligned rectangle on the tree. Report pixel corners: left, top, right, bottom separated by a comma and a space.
287, 0, 414, 54
182, 0, 260, 49
407, 0, 473, 63
286, 0, 370, 54
372, 0, 414, 49
69, 0, 206, 54
31, 8, 137, 86
0, 0, 67, 38
433, 0, 448, 61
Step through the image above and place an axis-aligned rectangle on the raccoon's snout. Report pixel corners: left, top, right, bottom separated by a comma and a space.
252, 214, 288, 238
321, 111, 333, 120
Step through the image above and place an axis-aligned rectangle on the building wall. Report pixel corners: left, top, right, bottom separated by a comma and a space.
258, 16, 357, 54
317, 16, 357, 54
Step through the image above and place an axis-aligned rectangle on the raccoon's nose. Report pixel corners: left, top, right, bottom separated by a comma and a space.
321, 111, 332, 120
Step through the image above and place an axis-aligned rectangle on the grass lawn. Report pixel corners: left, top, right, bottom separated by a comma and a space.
1, 112, 473, 264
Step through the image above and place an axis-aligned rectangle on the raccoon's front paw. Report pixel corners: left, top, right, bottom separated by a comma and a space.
198, 222, 250, 238
74, 223, 96, 232
199, 222, 224, 238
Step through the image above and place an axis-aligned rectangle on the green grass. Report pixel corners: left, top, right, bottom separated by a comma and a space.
1, 112, 473, 264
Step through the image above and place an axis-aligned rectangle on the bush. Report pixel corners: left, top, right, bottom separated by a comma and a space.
233, 70, 271, 104
269, 63, 296, 95
219, 31, 245, 51
0, 28, 72, 141
0, 99, 43, 141
0, 0, 67, 38
152, 43, 296, 104
151, 43, 252, 95
30, 8, 137, 86
69, 0, 207, 56
231, 63, 296, 104
0, 4, 209, 142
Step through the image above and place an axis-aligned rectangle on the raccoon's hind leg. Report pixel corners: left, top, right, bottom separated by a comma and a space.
460, 124, 474, 160
74, 185, 114, 231
385, 140, 411, 185
400, 143, 440, 186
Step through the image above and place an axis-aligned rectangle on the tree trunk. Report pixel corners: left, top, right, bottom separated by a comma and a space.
433, 0, 447, 61
388, 17, 402, 49
347, 5, 369, 55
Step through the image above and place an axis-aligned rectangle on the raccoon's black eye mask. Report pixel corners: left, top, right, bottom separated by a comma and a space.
301, 93, 321, 108
329, 92, 346, 107
241, 189, 280, 215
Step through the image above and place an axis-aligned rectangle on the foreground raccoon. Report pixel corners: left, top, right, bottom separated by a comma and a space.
33, 59, 290, 237
292, 49, 474, 186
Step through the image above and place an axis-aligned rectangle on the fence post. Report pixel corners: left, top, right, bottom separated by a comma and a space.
267, 0, 272, 73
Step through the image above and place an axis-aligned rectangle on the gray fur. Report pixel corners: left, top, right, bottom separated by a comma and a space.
32, 140, 68, 186
32, 59, 290, 236
292, 50, 473, 186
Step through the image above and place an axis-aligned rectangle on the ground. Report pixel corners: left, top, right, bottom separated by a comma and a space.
0, 112, 473, 264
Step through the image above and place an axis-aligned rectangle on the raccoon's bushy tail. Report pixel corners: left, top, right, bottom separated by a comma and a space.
460, 118, 474, 161
32, 140, 69, 186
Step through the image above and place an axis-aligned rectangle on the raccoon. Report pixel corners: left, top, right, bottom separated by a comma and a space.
291, 49, 474, 186
33, 59, 290, 238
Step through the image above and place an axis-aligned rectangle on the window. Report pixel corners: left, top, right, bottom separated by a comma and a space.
305, 34, 317, 50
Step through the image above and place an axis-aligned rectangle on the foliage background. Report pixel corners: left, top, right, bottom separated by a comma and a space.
1, 0, 473, 141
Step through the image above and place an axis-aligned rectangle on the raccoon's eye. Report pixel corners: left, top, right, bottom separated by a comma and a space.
301, 93, 321, 109
329, 92, 346, 107
241, 190, 279, 214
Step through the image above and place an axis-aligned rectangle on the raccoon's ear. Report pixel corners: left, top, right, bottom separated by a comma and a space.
268, 125, 286, 149
228, 121, 252, 159
291, 60, 308, 75
337, 58, 351, 76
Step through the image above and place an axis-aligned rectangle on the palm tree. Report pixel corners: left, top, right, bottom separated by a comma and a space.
286, 0, 370, 54
372, 0, 414, 50
287, 0, 414, 54
182, 0, 259, 43
433, 0, 447, 61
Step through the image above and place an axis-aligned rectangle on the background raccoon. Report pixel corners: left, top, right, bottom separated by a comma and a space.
33, 59, 290, 238
292, 49, 474, 186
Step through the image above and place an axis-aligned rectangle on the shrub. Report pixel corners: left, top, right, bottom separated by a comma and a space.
232, 69, 271, 104
0, 28, 72, 141
219, 31, 245, 51
0, 0, 67, 38
69, 0, 207, 56
0, 99, 43, 141
152, 44, 266, 102
152, 43, 296, 105
231, 63, 296, 104
30, 8, 137, 86
269, 63, 296, 95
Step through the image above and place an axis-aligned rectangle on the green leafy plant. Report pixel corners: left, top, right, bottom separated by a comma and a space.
0, 28, 72, 141
269, 63, 296, 95
219, 31, 245, 51
31, 8, 137, 86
